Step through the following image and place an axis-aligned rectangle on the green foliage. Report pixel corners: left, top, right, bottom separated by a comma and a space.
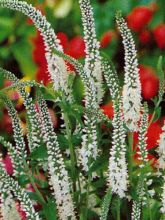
0, 0, 165, 220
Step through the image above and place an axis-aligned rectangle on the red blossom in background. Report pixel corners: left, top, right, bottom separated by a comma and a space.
67, 35, 85, 59
133, 118, 162, 150
56, 32, 69, 53
139, 29, 151, 44
15, 202, 27, 220
32, 31, 49, 85
133, 114, 162, 164
0, 110, 13, 134
2, 154, 13, 175
32, 30, 86, 84
100, 101, 114, 130
100, 30, 116, 48
100, 101, 114, 119
127, 6, 153, 32
139, 64, 159, 100
153, 23, 165, 49
3, 80, 20, 100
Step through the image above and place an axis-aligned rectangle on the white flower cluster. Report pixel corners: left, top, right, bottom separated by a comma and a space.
157, 122, 165, 169
3, 97, 26, 160
131, 202, 141, 220
0, 163, 39, 220
0, 0, 70, 97
0, 176, 19, 220
116, 12, 142, 131
0, 68, 41, 153
161, 181, 165, 213
80, 113, 98, 171
131, 106, 149, 219
79, 79, 99, 171
108, 100, 128, 198
79, 0, 103, 104
0, 136, 22, 177
103, 61, 128, 198
38, 95, 76, 220
136, 104, 149, 164
157, 122, 165, 213
78, 70, 99, 172
103, 60, 120, 101
0, 194, 21, 220
78, 0, 105, 172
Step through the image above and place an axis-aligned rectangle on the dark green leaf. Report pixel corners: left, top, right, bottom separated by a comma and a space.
43, 199, 58, 220
29, 145, 48, 160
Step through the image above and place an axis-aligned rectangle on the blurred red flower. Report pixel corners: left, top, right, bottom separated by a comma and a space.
0, 110, 13, 134
127, 6, 153, 32
153, 24, 165, 49
15, 202, 27, 220
139, 29, 151, 44
139, 65, 159, 100
2, 154, 13, 175
100, 30, 116, 48
100, 101, 114, 120
134, 119, 162, 150
32, 30, 85, 84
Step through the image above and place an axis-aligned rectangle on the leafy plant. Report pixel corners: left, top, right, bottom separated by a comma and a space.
0, 0, 164, 220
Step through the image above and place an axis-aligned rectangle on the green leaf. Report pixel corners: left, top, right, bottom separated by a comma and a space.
43, 199, 58, 220
0, 16, 14, 42
89, 153, 109, 174
29, 145, 48, 160
142, 199, 161, 220
39, 86, 60, 102
0, 46, 10, 59
11, 39, 37, 78
100, 188, 112, 220
157, 56, 164, 82
153, 106, 161, 122
73, 76, 85, 103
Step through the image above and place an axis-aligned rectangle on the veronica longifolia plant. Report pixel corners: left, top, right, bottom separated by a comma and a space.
0, 0, 165, 220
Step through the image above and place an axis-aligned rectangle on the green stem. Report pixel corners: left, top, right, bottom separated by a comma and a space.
144, 183, 152, 220
148, 111, 156, 128
62, 101, 82, 207
117, 197, 120, 220
23, 160, 46, 205
161, 213, 165, 220
84, 175, 91, 220
128, 132, 134, 183
63, 111, 77, 186
148, 99, 161, 127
